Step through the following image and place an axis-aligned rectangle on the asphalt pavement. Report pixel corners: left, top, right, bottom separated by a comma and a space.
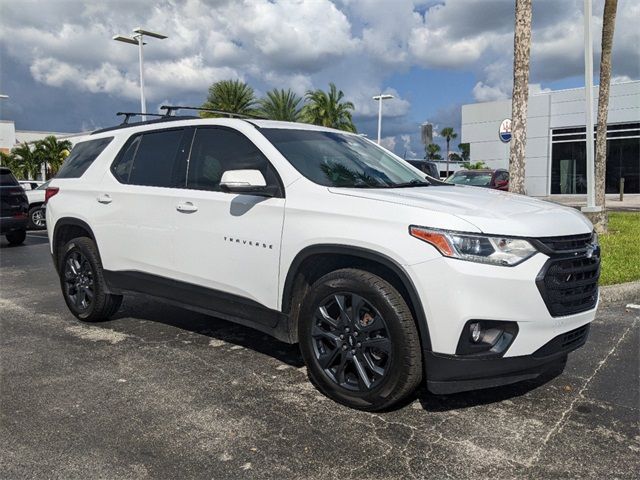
1, 232, 638, 479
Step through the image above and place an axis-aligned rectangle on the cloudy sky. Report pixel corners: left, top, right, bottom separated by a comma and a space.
0, 0, 638, 157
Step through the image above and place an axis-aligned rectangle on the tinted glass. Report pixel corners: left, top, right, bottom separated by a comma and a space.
261, 129, 428, 188
187, 128, 281, 195
114, 129, 187, 187
0, 170, 19, 186
448, 172, 493, 186
56, 137, 113, 178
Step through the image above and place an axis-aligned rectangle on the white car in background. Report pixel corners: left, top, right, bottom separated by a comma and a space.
25, 180, 49, 229
19, 180, 43, 191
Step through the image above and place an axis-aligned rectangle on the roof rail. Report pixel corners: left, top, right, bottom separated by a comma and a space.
116, 112, 167, 125
160, 105, 267, 120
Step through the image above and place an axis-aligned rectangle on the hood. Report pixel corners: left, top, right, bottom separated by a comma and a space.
329, 185, 593, 237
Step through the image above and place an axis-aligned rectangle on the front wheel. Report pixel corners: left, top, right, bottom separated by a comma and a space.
299, 268, 422, 411
59, 237, 122, 322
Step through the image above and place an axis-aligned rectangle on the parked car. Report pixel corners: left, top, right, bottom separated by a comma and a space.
406, 159, 440, 179
19, 180, 43, 191
446, 168, 509, 190
25, 180, 50, 230
0, 167, 28, 245
46, 115, 599, 411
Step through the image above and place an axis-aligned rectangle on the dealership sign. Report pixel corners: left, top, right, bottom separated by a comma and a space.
499, 118, 512, 143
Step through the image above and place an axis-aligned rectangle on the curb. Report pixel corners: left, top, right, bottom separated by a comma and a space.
599, 281, 640, 306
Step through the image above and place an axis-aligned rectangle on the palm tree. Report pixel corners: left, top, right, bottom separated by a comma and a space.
301, 83, 356, 132
201, 79, 257, 117
259, 89, 303, 121
509, 0, 532, 194
11, 143, 43, 179
594, 0, 618, 233
439, 127, 458, 177
462, 161, 488, 170
36, 136, 72, 177
425, 143, 442, 160
458, 143, 470, 162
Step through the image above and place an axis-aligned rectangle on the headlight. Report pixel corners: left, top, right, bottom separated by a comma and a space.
409, 226, 537, 266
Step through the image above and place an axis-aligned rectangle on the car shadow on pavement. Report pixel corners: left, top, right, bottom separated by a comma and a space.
112, 294, 304, 368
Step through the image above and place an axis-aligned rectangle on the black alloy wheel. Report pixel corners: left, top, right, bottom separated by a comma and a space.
299, 268, 422, 411
312, 293, 392, 391
63, 250, 95, 312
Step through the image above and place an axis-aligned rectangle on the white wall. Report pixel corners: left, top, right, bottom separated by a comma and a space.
461, 81, 640, 196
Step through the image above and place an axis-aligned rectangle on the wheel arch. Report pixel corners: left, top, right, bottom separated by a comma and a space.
282, 244, 432, 351
52, 217, 97, 270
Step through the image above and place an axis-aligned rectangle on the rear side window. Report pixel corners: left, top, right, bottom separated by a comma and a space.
56, 137, 113, 178
111, 129, 188, 188
186, 127, 282, 196
0, 170, 19, 186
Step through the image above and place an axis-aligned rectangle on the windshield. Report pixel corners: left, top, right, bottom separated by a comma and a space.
261, 128, 428, 188
447, 171, 492, 186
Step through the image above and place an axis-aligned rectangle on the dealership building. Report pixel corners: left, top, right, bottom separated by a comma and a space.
461, 80, 639, 197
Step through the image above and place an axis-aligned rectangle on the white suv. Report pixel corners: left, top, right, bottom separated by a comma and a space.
46, 115, 600, 411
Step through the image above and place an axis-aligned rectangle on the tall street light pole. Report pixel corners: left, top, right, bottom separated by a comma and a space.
113, 27, 167, 121
581, 0, 600, 213
373, 94, 394, 144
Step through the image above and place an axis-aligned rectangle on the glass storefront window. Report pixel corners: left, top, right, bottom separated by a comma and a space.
551, 123, 640, 194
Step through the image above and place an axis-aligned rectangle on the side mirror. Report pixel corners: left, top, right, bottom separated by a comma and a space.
220, 169, 269, 195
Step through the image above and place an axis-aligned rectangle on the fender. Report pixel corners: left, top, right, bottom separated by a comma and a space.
282, 244, 432, 351
51, 217, 96, 267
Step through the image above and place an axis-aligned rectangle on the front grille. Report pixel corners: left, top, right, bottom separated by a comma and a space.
536, 252, 600, 317
535, 232, 593, 253
533, 324, 590, 358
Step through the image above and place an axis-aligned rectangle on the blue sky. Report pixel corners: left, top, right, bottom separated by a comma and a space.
1, 0, 638, 158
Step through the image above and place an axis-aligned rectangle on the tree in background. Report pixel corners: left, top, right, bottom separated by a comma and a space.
10, 143, 43, 179
594, 0, 618, 233
37, 136, 72, 176
508, 0, 532, 194
201, 79, 257, 117
439, 127, 457, 177
458, 143, 470, 162
425, 143, 442, 160
462, 161, 488, 170
302, 83, 356, 132
259, 89, 303, 121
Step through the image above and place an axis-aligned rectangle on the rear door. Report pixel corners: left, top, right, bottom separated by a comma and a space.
171, 126, 286, 310
0, 169, 28, 221
92, 127, 193, 277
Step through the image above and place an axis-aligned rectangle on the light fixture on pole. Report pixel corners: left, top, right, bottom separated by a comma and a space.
581, 0, 600, 213
113, 27, 167, 121
373, 94, 394, 145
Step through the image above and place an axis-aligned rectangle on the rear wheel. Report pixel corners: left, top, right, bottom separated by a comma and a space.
299, 268, 422, 411
59, 237, 122, 322
5, 230, 26, 245
28, 205, 46, 230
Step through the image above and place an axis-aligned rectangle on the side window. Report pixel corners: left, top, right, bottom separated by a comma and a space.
56, 137, 113, 178
186, 128, 281, 195
111, 129, 188, 188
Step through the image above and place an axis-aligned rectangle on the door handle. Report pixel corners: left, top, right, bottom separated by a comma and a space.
176, 201, 198, 213
97, 194, 112, 204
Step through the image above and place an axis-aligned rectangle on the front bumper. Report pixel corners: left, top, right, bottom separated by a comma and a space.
406, 251, 598, 393
425, 323, 589, 394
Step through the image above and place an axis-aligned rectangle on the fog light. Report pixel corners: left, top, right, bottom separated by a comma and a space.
470, 322, 482, 343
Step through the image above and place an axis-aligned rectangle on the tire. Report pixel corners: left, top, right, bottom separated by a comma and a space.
299, 268, 422, 411
58, 237, 122, 322
28, 205, 46, 230
5, 230, 26, 245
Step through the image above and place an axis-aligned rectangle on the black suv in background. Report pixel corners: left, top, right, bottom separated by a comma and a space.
0, 167, 28, 245
406, 159, 440, 179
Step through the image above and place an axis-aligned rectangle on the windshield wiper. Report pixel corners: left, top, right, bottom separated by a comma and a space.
384, 179, 431, 188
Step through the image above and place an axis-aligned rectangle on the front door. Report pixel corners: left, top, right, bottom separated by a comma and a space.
171, 126, 286, 311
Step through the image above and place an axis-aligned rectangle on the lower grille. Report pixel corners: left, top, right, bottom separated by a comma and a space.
536, 254, 600, 317
533, 324, 590, 358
